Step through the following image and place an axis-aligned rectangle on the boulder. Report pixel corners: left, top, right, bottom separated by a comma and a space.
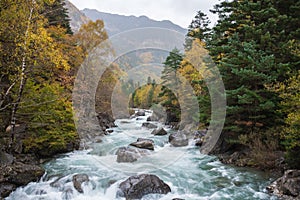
142, 122, 158, 129
96, 112, 116, 129
130, 138, 154, 150
72, 174, 89, 193
116, 147, 151, 163
136, 110, 146, 116
118, 174, 171, 199
0, 183, 16, 198
267, 170, 300, 198
169, 131, 189, 147
151, 127, 167, 136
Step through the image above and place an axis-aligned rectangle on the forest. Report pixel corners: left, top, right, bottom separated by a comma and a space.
0, 1, 299, 197
132, 0, 300, 170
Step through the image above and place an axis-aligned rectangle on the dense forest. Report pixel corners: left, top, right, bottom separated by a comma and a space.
132, 0, 300, 169
0, 0, 110, 157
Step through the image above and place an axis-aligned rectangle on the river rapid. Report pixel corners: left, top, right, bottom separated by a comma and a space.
7, 111, 278, 200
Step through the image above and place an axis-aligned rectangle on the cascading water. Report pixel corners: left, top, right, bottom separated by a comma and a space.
6, 111, 278, 200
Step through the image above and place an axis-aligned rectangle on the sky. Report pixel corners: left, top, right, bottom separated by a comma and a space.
68, 0, 221, 29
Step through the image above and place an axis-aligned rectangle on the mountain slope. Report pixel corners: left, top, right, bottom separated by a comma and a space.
82, 8, 187, 36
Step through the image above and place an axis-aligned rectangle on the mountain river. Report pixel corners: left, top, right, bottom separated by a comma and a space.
6, 111, 278, 200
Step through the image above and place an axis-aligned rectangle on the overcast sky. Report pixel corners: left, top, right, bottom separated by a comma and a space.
69, 0, 221, 28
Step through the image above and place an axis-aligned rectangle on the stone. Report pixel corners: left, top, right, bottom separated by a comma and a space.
169, 131, 189, 147
117, 174, 171, 199
142, 122, 158, 129
151, 127, 167, 136
72, 174, 89, 193
0, 183, 16, 198
130, 138, 154, 150
135, 110, 145, 116
116, 147, 151, 163
267, 170, 300, 198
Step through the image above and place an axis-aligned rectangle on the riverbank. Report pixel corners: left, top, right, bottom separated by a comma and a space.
0, 112, 115, 199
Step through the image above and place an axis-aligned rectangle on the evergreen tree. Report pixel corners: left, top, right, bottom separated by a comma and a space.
185, 10, 211, 51
159, 48, 183, 122
43, 0, 73, 34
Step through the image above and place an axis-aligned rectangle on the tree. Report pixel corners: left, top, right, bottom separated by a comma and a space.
0, 0, 82, 155
185, 11, 211, 51
159, 48, 183, 122
43, 0, 73, 34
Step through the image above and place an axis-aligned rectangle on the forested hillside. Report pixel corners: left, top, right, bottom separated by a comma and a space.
133, 1, 300, 169
0, 0, 108, 157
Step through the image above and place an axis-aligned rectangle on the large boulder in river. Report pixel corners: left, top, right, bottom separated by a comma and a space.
169, 131, 189, 147
135, 110, 146, 116
72, 174, 89, 193
130, 138, 154, 150
151, 127, 167, 136
142, 122, 157, 129
117, 174, 171, 199
116, 147, 151, 163
267, 170, 300, 199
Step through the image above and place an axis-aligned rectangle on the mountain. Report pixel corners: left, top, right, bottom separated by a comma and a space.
82, 8, 187, 36
64, 0, 90, 33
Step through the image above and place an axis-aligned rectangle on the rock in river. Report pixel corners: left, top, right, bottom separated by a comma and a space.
169, 131, 189, 147
130, 138, 155, 150
151, 127, 167, 136
116, 147, 151, 163
72, 174, 89, 193
142, 122, 157, 129
117, 174, 171, 199
267, 170, 300, 199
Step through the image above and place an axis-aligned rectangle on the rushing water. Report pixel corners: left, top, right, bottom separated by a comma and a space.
7, 111, 278, 200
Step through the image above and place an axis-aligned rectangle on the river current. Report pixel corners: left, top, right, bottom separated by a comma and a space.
7, 111, 277, 200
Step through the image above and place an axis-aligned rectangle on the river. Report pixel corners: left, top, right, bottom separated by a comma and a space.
6, 111, 278, 200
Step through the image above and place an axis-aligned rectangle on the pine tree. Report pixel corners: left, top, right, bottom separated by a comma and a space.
43, 0, 73, 34
159, 48, 183, 122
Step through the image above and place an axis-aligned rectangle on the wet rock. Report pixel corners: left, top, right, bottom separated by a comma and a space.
130, 138, 154, 151
169, 131, 189, 147
117, 174, 171, 199
0, 162, 44, 186
0, 183, 16, 198
267, 170, 300, 199
142, 122, 158, 129
116, 147, 151, 163
96, 112, 116, 129
72, 174, 89, 193
135, 110, 145, 116
172, 198, 185, 200
151, 127, 167, 136
0, 162, 44, 198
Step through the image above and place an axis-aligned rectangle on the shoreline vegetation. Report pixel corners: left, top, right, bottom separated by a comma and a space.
0, 0, 299, 199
